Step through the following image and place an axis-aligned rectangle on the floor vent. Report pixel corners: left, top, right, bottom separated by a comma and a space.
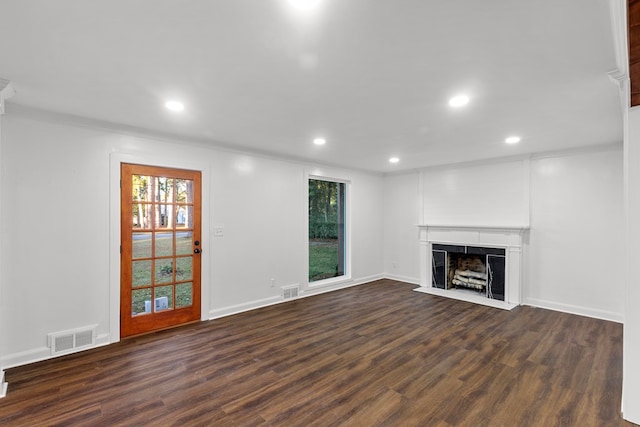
282, 284, 300, 300
48, 325, 97, 356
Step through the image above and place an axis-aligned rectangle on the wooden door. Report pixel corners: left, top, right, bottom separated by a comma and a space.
121, 163, 202, 337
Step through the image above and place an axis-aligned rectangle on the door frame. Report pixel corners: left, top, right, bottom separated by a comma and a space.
109, 152, 210, 343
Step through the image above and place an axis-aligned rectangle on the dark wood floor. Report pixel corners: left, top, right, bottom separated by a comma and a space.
0, 279, 635, 426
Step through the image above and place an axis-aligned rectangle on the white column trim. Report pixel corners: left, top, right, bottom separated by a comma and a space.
606, 0, 630, 113
0, 77, 14, 397
0, 79, 15, 115
608, 0, 629, 78
607, 0, 640, 421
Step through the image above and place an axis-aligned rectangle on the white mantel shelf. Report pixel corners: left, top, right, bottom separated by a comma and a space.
416, 224, 529, 310
417, 224, 530, 231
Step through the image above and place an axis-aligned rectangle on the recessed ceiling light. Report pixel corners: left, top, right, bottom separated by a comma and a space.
313, 138, 326, 145
505, 136, 521, 144
165, 100, 184, 112
389, 157, 400, 164
289, 0, 321, 10
449, 95, 470, 107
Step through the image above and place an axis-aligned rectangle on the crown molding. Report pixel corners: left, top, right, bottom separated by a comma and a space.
6, 103, 385, 177
0, 78, 15, 115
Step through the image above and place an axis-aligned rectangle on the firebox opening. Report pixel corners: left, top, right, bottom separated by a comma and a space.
448, 253, 486, 291
431, 243, 506, 301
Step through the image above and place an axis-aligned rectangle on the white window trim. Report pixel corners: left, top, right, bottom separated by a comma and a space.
304, 172, 352, 289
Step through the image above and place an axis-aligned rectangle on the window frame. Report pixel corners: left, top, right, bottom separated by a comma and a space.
305, 172, 352, 288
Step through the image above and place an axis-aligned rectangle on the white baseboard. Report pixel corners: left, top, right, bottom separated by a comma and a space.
383, 273, 420, 285
208, 296, 282, 320
303, 274, 384, 297
524, 297, 623, 323
1, 370, 7, 398
1, 346, 50, 370
209, 274, 385, 320
1, 333, 111, 371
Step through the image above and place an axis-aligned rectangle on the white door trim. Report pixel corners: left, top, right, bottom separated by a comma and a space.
109, 152, 211, 342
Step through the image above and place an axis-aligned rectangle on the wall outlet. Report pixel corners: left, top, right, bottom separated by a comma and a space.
270, 278, 275, 287
392, 262, 398, 271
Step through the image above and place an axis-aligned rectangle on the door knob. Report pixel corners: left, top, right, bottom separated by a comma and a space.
194, 248, 201, 254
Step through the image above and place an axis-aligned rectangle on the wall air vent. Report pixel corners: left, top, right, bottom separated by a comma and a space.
282, 284, 300, 300
48, 325, 97, 356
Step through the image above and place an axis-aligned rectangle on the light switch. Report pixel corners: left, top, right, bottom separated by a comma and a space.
214, 226, 224, 237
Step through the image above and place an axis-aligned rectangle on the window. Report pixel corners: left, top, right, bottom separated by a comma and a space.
308, 178, 347, 283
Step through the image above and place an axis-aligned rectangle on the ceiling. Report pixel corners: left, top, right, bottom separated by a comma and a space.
0, 0, 623, 173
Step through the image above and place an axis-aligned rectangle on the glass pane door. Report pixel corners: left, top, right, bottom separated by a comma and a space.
121, 164, 201, 337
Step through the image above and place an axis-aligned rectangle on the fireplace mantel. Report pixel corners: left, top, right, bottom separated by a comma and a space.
416, 224, 529, 310
417, 224, 530, 232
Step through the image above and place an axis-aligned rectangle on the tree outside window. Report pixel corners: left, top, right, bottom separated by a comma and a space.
308, 178, 346, 282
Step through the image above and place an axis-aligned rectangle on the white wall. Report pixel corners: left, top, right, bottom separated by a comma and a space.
420, 160, 530, 227
0, 111, 384, 367
345, 168, 384, 282
1, 116, 113, 363
383, 147, 625, 322
527, 148, 624, 320
209, 155, 306, 312
383, 172, 420, 283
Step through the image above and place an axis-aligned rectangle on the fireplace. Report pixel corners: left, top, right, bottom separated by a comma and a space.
417, 225, 528, 310
432, 244, 505, 301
